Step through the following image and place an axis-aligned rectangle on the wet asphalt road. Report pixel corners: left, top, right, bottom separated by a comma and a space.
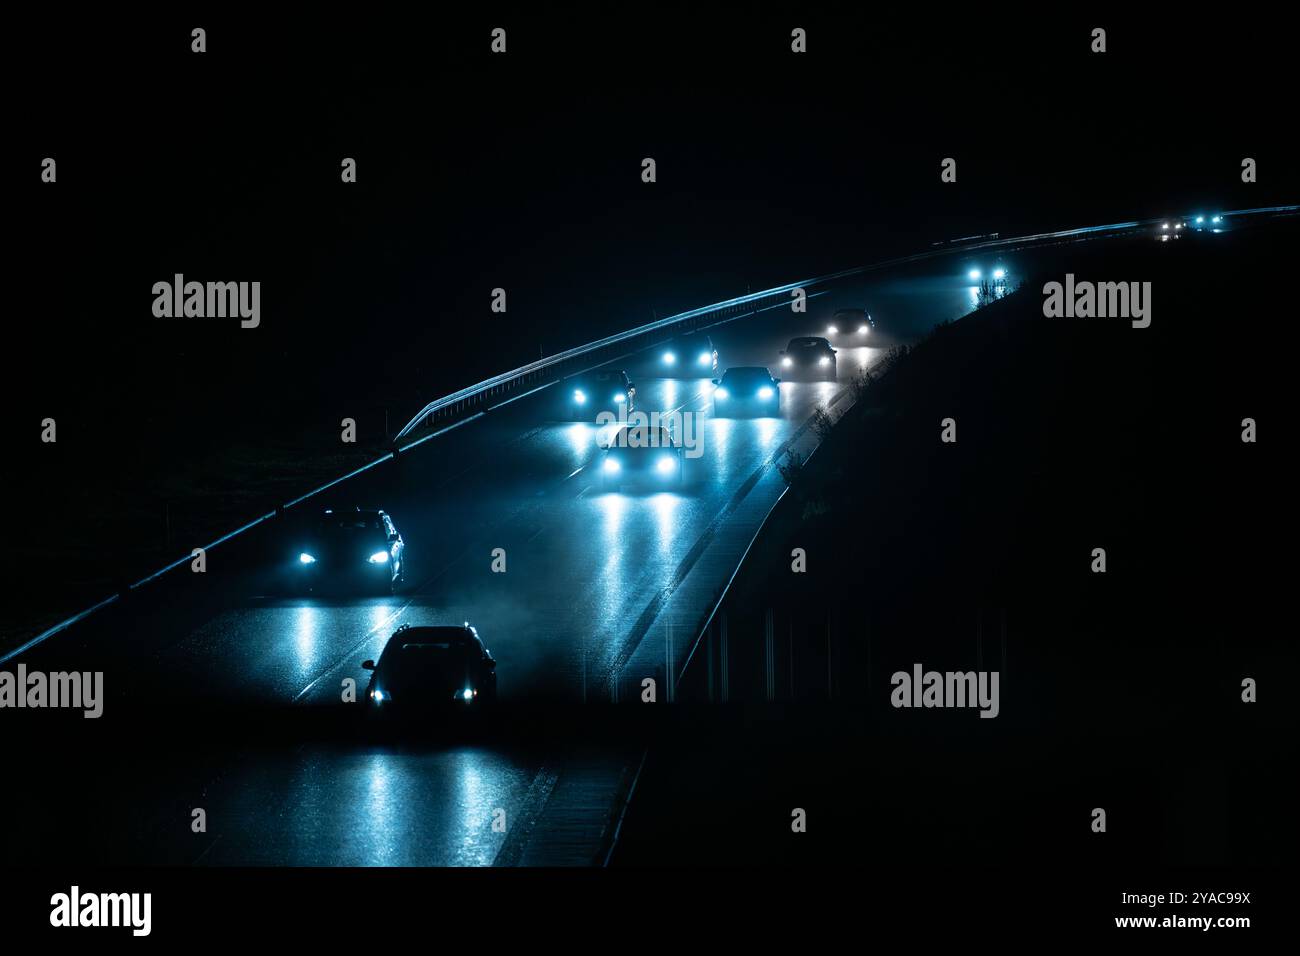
8, 261, 995, 866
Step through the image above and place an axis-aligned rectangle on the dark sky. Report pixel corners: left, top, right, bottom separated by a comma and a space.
10, 10, 1297, 456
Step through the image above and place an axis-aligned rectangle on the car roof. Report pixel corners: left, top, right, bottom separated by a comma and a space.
787, 336, 830, 346
575, 369, 626, 381
384, 625, 478, 648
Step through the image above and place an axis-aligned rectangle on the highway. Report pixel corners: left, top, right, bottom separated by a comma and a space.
0, 249, 1094, 865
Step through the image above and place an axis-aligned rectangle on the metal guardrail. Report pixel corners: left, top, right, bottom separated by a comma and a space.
395, 204, 1298, 444
6, 204, 1295, 667
392, 267, 866, 442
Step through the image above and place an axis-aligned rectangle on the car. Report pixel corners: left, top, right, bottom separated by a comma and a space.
565, 369, 636, 421
1190, 214, 1226, 233
295, 507, 405, 594
712, 366, 781, 417
657, 331, 719, 376
1156, 218, 1186, 242
826, 308, 875, 338
362, 624, 497, 713
599, 424, 684, 490
779, 336, 837, 378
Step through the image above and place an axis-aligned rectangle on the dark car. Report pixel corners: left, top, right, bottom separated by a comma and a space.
826, 308, 875, 338
712, 366, 781, 417
295, 507, 405, 594
779, 336, 838, 378
599, 424, 684, 490
362, 624, 497, 712
565, 369, 636, 421
658, 332, 718, 376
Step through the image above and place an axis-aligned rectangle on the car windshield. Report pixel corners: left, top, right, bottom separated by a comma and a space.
580, 372, 622, 385
787, 338, 824, 349
610, 426, 675, 449
379, 630, 475, 666
317, 514, 382, 534
720, 368, 770, 386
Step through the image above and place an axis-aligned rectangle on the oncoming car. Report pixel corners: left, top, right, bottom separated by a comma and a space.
599, 424, 684, 490
826, 308, 874, 338
779, 336, 837, 379
295, 507, 405, 594
362, 624, 497, 714
566, 369, 636, 420
1156, 218, 1187, 242
712, 366, 781, 417
658, 331, 719, 376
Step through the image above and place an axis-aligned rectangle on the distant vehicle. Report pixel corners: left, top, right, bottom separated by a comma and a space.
712, 366, 781, 417
1156, 218, 1186, 242
362, 624, 497, 712
599, 424, 684, 490
779, 336, 837, 378
296, 507, 405, 594
658, 332, 719, 375
1190, 214, 1226, 233
826, 308, 875, 338
566, 369, 636, 420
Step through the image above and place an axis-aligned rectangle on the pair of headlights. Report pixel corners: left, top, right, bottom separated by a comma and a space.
714, 387, 774, 399
299, 551, 389, 564
371, 687, 476, 704
573, 390, 626, 404
603, 456, 678, 474
662, 351, 712, 366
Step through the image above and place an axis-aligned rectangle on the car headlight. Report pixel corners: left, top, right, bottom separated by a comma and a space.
603, 457, 621, 473
371, 688, 387, 703
827, 325, 838, 335
455, 688, 476, 702
1212, 215, 1222, 224
968, 269, 981, 280
857, 324, 868, 334
818, 356, 829, 367
758, 386, 774, 399
368, 551, 390, 564
782, 356, 792, 367
573, 389, 587, 404
662, 351, 676, 365
698, 352, 711, 365
656, 455, 677, 474
614, 392, 627, 403
993, 268, 1006, 279
714, 387, 729, 399
299, 552, 316, 564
